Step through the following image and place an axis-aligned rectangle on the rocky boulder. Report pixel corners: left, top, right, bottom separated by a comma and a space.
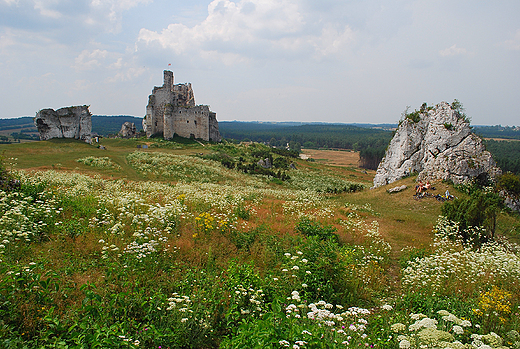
502, 192, 520, 213
258, 158, 272, 169
34, 105, 92, 142
373, 102, 501, 187
119, 122, 137, 138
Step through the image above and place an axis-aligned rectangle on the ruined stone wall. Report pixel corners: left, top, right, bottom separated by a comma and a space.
34, 105, 92, 142
163, 104, 175, 140
209, 112, 221, 142
145, 78, 174, 137
145, 70, 220, 142
145, 71, 174, 137
173, 83, 195, 107
171, 106, 211, 140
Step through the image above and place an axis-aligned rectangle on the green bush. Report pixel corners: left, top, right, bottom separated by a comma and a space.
441, 190, 503, 244
497, 172, 520, 198
295, 217, 338, 243
272, 156, 289, 169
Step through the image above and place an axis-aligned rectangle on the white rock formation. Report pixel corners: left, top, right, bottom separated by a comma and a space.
373, 102, 501, 187
34, 105, 92, 143
118, 122, 137, 138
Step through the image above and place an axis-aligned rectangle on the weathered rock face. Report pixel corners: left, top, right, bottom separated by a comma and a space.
34, 105, 92, 142
502, 193, 520, 213
257, 158, 272, 169
118, 122, 137, 138
373, 102, 501, 187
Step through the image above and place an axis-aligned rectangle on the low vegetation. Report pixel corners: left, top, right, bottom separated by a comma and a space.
0, 138, 519, 348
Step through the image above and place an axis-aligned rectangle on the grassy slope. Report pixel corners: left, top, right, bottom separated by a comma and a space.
2, 138, 518, 256
3, 138, 520, 347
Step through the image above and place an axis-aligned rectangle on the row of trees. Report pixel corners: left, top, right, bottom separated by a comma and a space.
475, 125, 520, 140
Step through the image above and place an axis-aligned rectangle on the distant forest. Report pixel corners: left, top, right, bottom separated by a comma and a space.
2, 116, 520, 173
484, 140, 520, 175
219, 122, 393, 170
474, 125, 520, 140
91, 115, 143, 136
472, 126, 520, 175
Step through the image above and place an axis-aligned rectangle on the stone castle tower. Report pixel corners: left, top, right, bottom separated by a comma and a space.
142, 70, 221, 142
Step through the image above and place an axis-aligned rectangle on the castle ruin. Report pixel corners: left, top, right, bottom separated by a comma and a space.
142, 71, 221, 142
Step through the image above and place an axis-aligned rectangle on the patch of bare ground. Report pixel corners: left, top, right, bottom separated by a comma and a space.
298, 148, 375, 183
300, 148, 360, 167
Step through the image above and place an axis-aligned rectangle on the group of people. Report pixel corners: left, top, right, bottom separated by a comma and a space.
414, 180, 454, 200
415, 180, 432, 193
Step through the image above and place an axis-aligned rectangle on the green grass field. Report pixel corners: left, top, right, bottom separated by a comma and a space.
1, 138, 519, 348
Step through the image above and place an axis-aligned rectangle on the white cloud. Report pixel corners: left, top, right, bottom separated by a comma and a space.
34, 0, 62, 18
0, 29, 16, 49
72, 79, 93, 91
74, 49, 109, 70
1, 0, 19, 5
106, 65, 147, 83
137, 0, 355, 64
88, 0, 151, 33
502, 29, 520, 51
439, 44, 467, 57
73, 48, 147, 81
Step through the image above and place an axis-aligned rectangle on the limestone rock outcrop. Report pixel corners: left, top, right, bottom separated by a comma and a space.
118, 122, 137, 138
34, 105, 92, 142
373, 102, 501, 188
502, 193, 520, 213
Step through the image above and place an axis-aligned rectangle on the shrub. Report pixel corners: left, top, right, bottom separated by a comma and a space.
497, 172, 520, 198
295, 217, 338, 243
441, 190, 502, 243
406, 110, 421, 123
0, 158, 20, 192
272, 156, 289, 169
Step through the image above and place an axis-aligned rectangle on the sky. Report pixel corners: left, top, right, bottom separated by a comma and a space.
1, 0, 519, 125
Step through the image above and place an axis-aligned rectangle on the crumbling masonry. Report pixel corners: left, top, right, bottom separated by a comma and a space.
142, 71, 221, 142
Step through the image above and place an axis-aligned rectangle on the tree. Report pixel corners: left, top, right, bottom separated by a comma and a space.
288, 141, 301, 153
496, 172, 520, 198
441, 190, 502, 245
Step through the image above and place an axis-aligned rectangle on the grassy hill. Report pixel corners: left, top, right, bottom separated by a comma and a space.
0, 138, 519, 348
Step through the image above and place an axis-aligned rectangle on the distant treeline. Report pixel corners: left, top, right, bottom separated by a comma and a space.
474, 125, 520, 140
484, 140, 520, 175
4, 116, 518, 173
219, 122, 393, 170
0, 117, 35, 132
92, 115, 143, 136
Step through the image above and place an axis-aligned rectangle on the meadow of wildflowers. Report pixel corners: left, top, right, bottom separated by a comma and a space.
0, 140, 519, 348
76, 156, 121, 170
